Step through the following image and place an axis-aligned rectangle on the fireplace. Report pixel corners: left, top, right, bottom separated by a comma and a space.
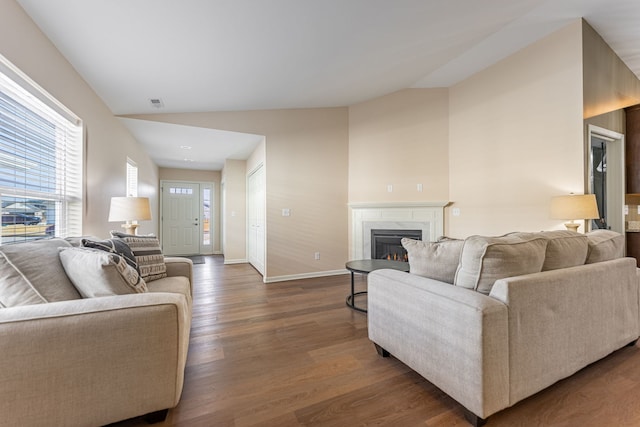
371, 229, 422, 262
349, 202, 446, 260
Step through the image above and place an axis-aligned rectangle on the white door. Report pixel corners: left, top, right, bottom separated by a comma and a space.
247, 165, 265, 275
162, 182, 200, 255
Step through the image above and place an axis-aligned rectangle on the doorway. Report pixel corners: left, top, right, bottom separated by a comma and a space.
247, 165, 265, 275
588, 125, 625, 233
160, 180, 214, 256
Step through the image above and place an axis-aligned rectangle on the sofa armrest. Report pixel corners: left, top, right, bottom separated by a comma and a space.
490, 257, 639, 405
367, 269, 509, 419
0, 293, 191, 427
165, 256, 193, 288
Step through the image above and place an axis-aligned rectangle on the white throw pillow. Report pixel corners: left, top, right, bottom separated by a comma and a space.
59, 247, 147, 298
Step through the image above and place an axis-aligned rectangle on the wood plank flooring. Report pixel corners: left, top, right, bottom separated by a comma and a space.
111, 256, 640, 427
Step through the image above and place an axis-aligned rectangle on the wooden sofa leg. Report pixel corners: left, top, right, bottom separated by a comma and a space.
374, 343, 390, 357
462, 408, 486, 427
144, 409, 169, 424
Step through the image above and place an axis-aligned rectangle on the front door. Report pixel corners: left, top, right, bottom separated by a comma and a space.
161, 181, 200, 255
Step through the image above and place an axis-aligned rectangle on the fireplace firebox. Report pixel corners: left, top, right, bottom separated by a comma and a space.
371, 229, 422, 262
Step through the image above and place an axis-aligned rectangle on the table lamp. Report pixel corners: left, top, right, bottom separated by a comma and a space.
550, 194, 599, 232
108, 196, 152, 235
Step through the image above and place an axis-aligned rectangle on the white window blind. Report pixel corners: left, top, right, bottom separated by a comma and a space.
126, 158, 138, 197
0, 55, 83, 243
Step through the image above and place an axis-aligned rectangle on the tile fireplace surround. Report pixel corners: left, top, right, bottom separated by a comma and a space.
350, 202, 447, 260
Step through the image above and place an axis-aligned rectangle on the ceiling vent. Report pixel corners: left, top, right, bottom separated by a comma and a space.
149, 98, 164, 108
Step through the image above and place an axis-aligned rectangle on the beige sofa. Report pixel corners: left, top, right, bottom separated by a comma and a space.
0, 238, 193, 427
368, 230, 638, 426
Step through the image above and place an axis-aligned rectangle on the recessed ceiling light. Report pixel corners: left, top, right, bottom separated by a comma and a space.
149, 98, 164, 108
180, 145, 192, 150
183, 158, 194, 162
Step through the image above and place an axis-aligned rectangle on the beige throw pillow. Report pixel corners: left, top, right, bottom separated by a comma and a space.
0, 238, 80, 308
59, 247, 147, 298
401, 238, 463, 284
454, 234, 548, 295
585, 230, 625, 263
537, 230, 589, 271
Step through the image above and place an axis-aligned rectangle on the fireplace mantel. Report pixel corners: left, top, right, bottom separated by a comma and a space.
349, 202, 448, 260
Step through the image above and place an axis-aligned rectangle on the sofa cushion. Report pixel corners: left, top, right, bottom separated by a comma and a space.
537, 230, 589, 271
585, 230, 625, 263
59, 247, 147, 297
81, 238, 140, 272
454, 234, 548, 295
0, 238, 80, 307
111, 232, 167, 282
402, 237, 463, 284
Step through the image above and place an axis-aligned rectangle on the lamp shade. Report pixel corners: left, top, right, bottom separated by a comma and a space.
550, 194, 599, 220
108, 197, 152, 222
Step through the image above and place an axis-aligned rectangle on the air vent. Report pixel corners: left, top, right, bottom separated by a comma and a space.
149, 98, 164, 108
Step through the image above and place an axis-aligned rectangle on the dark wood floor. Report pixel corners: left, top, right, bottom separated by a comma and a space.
112, 255, 640, 427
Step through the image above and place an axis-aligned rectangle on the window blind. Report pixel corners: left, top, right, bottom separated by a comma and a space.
0, 55, 83, 243
126, 157, 138, 197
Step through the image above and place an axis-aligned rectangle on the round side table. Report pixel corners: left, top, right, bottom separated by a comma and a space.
345, 259, 410, 313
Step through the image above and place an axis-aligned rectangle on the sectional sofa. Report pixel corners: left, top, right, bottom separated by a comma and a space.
368, 230, 638, 426
0, 237, 193, 427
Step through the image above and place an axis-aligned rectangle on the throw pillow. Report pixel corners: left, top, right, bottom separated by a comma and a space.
454, 234, 548, 295
81, 238, 139, 272
59, 247, 147, 297
0, 238, 80, 306
585, 230, 625, 263
110, 231, 167, 282
537, 230, 589, 271
401, 237, 464, 284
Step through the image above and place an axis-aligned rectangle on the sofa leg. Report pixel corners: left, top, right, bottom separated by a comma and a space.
462, 408, 486, 427
627, 339, 638, 347
144, 409, 169, 424
374, 343, 390, 357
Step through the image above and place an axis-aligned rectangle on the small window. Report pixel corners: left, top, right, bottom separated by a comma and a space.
126, 158, 138, 197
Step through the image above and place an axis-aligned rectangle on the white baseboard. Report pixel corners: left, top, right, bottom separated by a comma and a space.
264, 269, 349, 283
224, 258, 248, 265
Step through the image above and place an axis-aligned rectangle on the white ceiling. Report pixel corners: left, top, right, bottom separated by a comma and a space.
16, 0, 640, 170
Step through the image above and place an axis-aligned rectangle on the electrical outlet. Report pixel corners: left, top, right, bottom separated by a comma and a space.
452, 207, 461, 217
417, 183, 423, 192
387, 184, 393, 192
314, 252, 320, 260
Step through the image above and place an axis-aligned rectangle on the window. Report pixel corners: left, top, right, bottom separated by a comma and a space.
0, 55, 83, 244
126, 158, 138, 197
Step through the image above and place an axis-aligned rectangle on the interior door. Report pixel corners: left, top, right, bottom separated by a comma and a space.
247, 165, 265, 275
162, 182, 200, 255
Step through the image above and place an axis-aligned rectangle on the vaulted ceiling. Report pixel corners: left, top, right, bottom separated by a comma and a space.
16, 0, 640, 169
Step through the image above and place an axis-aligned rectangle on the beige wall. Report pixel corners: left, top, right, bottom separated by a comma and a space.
583, 20, 640, 119
448, 20, 585, 237
221, 159, 247, 263
125, 108, 349, 281
348, 88, 449, 203
0, 1, 159, 238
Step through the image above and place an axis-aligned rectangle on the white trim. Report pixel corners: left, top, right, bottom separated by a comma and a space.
587, 124, 625, 234
224, 258, 248, 265
264, 269, 348, 283
349, 201, 449, 209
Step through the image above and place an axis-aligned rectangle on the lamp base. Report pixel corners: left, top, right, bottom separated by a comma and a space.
564, 222, 580, 232
121, 223, 139, 235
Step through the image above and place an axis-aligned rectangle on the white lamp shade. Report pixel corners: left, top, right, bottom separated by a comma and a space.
550, 194, 600, 220
108, 197, 152, 222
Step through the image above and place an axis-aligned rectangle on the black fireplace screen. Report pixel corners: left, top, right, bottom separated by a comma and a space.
371, 229, 422, 262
